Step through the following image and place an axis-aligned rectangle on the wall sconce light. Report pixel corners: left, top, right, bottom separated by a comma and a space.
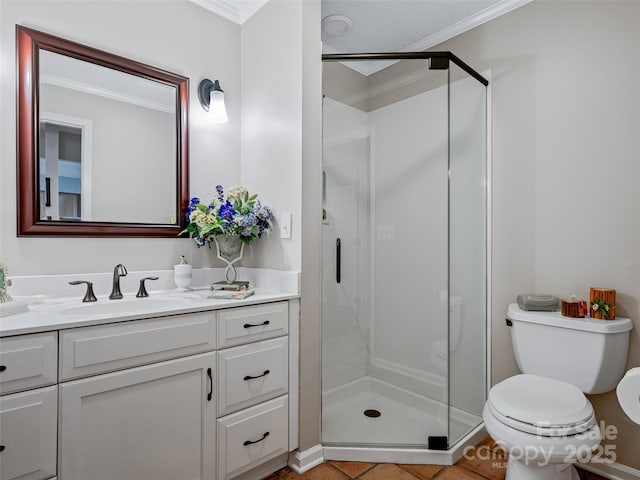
198, 79, 228, 124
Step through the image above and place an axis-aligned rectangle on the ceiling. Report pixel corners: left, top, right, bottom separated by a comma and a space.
322, 0, 531, 75
192, 0, 531, 75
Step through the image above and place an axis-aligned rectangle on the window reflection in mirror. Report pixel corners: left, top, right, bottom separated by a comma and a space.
38, 49, 177, 225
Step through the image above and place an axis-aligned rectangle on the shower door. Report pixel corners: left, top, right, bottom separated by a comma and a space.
322, 59, 452, 448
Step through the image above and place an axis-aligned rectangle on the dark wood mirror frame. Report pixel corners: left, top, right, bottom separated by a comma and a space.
16, 25, 189, 237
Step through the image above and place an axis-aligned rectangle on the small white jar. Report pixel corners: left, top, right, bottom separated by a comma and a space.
174, 256, 192, 290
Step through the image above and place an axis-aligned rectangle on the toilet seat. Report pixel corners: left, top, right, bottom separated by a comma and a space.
488, 374, 596, 437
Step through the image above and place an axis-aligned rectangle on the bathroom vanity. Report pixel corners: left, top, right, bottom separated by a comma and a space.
0, 291, 299, 480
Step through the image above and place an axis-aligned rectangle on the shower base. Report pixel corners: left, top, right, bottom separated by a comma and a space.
322, 376, 485, 464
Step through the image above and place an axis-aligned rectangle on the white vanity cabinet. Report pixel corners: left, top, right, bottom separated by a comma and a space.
57, 311, 219, 480
214, 302, 291, 480
0, 333, 58, 480
0, 297, 296, 480
58, 352, 215, 480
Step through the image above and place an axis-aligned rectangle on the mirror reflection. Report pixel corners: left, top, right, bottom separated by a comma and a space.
38, 50, 177, 224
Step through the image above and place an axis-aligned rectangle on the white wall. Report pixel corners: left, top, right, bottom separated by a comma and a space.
0, 0, 241, 275
240, 0, 303, 272
368, 87, 449, 384
435, 0, 640, 469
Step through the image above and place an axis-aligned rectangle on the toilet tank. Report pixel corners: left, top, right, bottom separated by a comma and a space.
507, 303, 633, 394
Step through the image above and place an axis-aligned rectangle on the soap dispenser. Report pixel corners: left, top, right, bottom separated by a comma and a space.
174, 255, 192, 291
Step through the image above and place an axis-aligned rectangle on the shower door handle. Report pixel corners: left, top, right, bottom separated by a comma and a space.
336, 238, 341, 284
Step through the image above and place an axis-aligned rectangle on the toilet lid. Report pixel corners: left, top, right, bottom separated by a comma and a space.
489, 374, 595, 434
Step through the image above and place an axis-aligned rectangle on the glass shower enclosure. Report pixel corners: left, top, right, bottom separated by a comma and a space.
321, 53, 487, 452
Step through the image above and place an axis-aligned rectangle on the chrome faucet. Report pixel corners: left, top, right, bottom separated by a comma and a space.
109, 264, 128, 299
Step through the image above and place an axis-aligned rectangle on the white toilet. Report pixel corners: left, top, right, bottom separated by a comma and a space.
483, 303, 633, 480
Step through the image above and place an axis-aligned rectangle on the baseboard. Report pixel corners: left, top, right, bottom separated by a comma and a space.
578, 461, 640, 480
288, 444, 324, 474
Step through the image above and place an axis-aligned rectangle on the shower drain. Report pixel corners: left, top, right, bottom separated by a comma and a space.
363, 409, 381, 418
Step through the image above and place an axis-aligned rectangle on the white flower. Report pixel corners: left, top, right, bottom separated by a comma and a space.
228, 185, 248, 201
592, 304, 599, 311
190, 210, 207, 228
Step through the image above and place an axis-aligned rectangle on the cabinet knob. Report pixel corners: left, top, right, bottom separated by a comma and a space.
0, 365, 6, 372
0, 445, 5, 452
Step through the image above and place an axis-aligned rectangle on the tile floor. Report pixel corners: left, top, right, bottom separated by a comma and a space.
265, 438, 608, 480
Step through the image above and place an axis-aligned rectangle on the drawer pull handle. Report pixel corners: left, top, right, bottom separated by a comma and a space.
0, 365, 6, 372
244, 370, 270, 381
0, 445, 4, 452
243, 320, 270, 329
243, 431, 269, 446
207, 368, 213, 402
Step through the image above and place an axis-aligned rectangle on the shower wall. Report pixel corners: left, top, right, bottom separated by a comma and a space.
323, 74, 486, 417
323, 83, 451, 398
322, 98, 370, 392
368, 87, 448, 391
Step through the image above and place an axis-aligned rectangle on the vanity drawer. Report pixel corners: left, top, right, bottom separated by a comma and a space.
217, 395, 288, 480
218, 302, 288, 348
60, 312, 216, 380
217, 337, 288, 417
0, 386, 58, 480
0, 332, 57, 395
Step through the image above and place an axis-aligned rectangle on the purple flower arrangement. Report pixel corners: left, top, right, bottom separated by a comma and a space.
182, 185, 273, 246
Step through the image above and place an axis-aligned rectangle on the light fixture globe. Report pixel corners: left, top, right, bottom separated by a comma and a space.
198, 78, 228, 124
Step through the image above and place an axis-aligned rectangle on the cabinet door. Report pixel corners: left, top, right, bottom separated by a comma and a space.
0, 386, 57, 480
59, 353, 215, 480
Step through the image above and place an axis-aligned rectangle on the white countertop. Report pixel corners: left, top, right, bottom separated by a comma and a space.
0, 288, 299, 337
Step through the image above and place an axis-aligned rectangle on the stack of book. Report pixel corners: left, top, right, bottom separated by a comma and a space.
208, 280, 254, 300
210, 280, 250, 291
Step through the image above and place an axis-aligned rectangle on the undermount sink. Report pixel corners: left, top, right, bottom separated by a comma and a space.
60, 295, 197, 316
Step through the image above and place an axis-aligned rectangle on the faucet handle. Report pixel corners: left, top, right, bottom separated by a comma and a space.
69, 281, 98, 302
136, 276, 159, 298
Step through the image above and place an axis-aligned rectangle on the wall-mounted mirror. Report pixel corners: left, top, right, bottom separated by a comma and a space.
17, 25, 189, 236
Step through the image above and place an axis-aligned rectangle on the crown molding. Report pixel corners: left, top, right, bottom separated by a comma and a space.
188, 0, 269, 25
41, 74, 175, 114
405, 0, 532, 53
326, 0, 532, 77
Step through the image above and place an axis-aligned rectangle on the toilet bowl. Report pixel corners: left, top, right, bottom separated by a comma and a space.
483, 374, 601, 480
484, 304, 633, 480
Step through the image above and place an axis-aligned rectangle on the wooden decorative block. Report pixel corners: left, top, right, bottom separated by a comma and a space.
561, 297, 587, 318
590, 288, 616, 320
